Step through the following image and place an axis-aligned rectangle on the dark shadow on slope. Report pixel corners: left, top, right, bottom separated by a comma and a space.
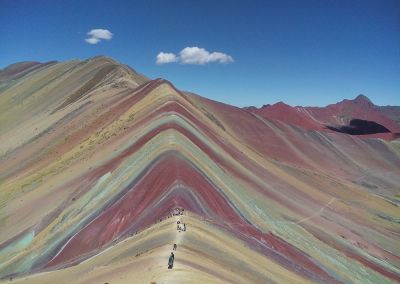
326, 119, 391, 135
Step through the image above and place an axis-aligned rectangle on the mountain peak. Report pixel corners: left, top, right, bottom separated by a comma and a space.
354, 94, 373, 104
269, 101, 294, 110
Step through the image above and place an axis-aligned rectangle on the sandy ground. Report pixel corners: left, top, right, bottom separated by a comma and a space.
4, 213, 311, 284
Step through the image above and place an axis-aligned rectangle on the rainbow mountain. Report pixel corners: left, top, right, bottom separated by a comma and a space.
0, 56, 399, 283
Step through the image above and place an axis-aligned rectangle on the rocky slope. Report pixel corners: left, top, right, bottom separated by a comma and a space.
0, 57, 399, 283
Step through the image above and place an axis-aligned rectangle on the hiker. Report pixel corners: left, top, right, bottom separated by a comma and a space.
168, 252, 174, 269
183, 223, 186, 231
173, 243, 177, 251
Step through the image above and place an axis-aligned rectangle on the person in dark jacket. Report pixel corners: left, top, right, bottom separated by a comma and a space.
168, 252, 175, 269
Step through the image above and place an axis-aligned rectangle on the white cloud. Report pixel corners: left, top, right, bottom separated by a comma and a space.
85, 28, 113, 45
155, 46, 233, 65
85, 37, 100, 44
156, 52, 178, 64
180, 47, 233, 64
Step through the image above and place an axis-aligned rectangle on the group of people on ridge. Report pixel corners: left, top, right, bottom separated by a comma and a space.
168, 208, 186, 269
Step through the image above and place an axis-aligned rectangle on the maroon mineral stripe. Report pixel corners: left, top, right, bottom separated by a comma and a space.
82, 116, 305, 217
46, 154, 338, 283
120, 99, 314, 216
46, 153, 240, 267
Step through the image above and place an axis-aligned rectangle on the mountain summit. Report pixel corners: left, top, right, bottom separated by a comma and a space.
354, 94, 373, 104
0, 57, 399, 283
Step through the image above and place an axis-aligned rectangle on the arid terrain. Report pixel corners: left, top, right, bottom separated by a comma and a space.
0, 56, 399, 283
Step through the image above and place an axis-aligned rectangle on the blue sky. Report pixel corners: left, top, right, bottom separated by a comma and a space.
1, 0, 399, 107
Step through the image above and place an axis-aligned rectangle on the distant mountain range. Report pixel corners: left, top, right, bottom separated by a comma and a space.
244, 94, 400, 140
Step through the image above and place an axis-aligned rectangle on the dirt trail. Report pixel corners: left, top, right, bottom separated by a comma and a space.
296, 198, 336, 224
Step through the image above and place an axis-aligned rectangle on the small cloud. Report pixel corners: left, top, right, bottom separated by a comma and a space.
85, 37, 100, 44
85, 28, 113, 45
180, 47, 233, 65
155, 46, 233, 65
156, 52, 178, 64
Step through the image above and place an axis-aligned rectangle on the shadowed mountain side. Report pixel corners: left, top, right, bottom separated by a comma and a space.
326, 119, 391, 135
0, 57, 399, 283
